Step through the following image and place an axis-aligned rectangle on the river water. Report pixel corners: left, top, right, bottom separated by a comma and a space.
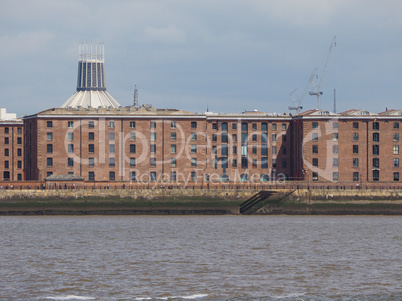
1, 216, 401, 301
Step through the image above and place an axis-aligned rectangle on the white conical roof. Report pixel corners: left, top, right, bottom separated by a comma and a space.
61, 90, 121, 109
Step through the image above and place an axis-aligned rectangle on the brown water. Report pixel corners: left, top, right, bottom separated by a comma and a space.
1, 216, 401, 300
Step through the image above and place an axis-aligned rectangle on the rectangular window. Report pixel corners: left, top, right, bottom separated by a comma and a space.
394, 133, 399, 142
261, 145, 267, 156
241, 145, 248, 156
272, 134, 277, 142
17, 161, 22, 169
68, 158, 74, 167
130, 121, 136, 128
272, 123, 277, 130
47, 132, 53, 140
222, 133, 228, 143
171, 132, 176, 141
150, 157, 156, 167
252, 159, 257, 168
4, 127, 9, 134
232, 123, 237, 130
282, 123, 287, 130
333, 172, 339, 181
252, 134, 257, 142
333, 133, 338, 141
333, 122, 338, 129
47, 158, 53, 167
171, 171, 176, 181
47, 172, 53, 177
232, 159, 237, 167
353, 172, 359, 181
312, 172, 318, 181
394, 158, 399, 167
4, 161, 9, 169
373, 145, 380, 155
109, 144, 115, 153
373, 132, 379, 142
373, 122, 379, 130
171, 144, 176, 154
47, 144, 53, 153
4, 137, 9, 145
191, 133, 197, 141
333, 145, 338, 154
312, 133, 318, 141
171, 158, 176, 167
17, 127, 22, 134
312, 145, 318, 153
191, 145, 197, 154
221, 145, 228, 156
394, 122, 399, 129
191, 158, 197, 167
4, 149, 8, 156
130, 144, 136, 153
130, 171, 136, 181
171, 121, 176, 128
373, 170, 379, 181
221, 158, 228, 169
242, 157, 248, 168
89, 132, 94, 140
150, 121, 156, 129
130, 132, 136, 140
241, 133, 247, 143
373, 158, 379, 168
150, 144, 156, 153
67, 132, 74, 140
261, 157, 268, 169
212, 146, 217, 154
272, 158, 277, 168
88, 121, 95, 128
68, 121, 74, 128
150, 132, 156, 141
191, 121, 197, 129
333, 158, 338, 167
109, 157, 115, 167
353, 145, 359, 154
89, 144, 95, 153
109, 172, 115, 181
232, 134, 237, 142
109, 121, 115, 128
353, 133, 359, 141
252, 123, 257, 130
233, 145, 237, 155
282, 134, 287, 142
312, 122, 318, 129
89, 158, 94, 167
241, 123, 248, 131
272, 145, 277, 155
17, 148, 21, 157
313, 158, 318, 167
394, 172, 399, 181
261, 123, 267, 131
130, 158, 136, 167
212, 123, 218, 130
17, 174, 22, 181
88, 172, 95, 181
353, 158, 359, 167
393, 145, 399, 155
47, 121, 53, 128
353, 122, 359, 129
68, 144, 74, 153
109, 132, 115, 141
261, 133, 268, 144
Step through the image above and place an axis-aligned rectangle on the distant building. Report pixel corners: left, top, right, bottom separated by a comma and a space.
0, 108, 23, 181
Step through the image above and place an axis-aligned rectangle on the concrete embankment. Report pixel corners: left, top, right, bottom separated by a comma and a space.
0, 188, 401, 215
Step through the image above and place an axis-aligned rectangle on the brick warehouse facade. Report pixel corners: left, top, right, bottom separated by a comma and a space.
19, 106, 402, 184
23, 106, 292, 183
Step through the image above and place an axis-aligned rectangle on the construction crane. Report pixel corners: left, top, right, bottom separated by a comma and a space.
289, 68, 317, 113
309, 35, 336, 109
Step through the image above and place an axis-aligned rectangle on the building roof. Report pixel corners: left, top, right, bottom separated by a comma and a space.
60, 90, 121, 109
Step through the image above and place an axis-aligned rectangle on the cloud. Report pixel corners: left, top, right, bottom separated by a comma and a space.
143, 24, 187, 44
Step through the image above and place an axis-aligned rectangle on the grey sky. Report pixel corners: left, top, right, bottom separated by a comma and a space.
1, 0, 401, 117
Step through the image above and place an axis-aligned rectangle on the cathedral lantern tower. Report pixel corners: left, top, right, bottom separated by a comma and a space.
61, 43, 121, 108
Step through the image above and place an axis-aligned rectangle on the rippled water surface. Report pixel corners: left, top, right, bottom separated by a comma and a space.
1, 215, 401, 300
